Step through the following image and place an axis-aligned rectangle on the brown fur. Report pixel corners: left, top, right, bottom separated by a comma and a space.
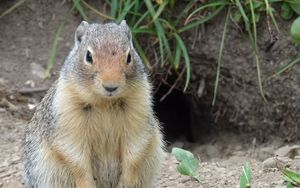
23, 21, 164, 188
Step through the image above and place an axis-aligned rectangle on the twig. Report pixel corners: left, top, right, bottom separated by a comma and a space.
159, 66, 186, 101
18, 87, 49, 94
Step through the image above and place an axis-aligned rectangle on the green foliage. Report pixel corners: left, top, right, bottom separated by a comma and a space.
171, 147, 200, 182
289, 1, 300, 15
106, 0, 225, 91
239, 162, 252, 188
281, 3, 294, 20
291, 16, 300, 44
44, 0, 300, 103
287, 182, 295, 188
281, 167, 300, 187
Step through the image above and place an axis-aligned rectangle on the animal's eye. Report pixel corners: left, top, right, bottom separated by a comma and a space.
126, 53, 131, 64
86, 50, 93, 64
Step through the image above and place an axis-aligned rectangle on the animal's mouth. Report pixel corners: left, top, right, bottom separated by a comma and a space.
101, 90, 121, 98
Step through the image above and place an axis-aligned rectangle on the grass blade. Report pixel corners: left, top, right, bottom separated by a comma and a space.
174, 0, 196, 26
185, 2, 229, 24
212, 6, 231, 106
174, 42, 181, 69
132, 26, 156, 34
174, 33, 190, 91
249, 0, 257, 46
178, 5, 225, 33
0, 0, 26, 18
110, 0, 118, 18
46, 21, 66, 78
132, 35, 151, 69
116, 1, 135, 23
240, 163, 252, 188
81, 0, 114, 20
281, 167, 300, 186
158, 35, 165, 66
254, 52, 267, 102
144, 0, 173, 63
264, 0, 279, 32
250, 0, 267, 102
72, 0, 88, 21
236, 0, 267, 102
151, 0, 168, 23
129, 0, 141, 26
133, 10, 150, 29
235, 0, 249, 23
268, 54, 300, 79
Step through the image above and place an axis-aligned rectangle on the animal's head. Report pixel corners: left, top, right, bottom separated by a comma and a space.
61, 21, 146, 100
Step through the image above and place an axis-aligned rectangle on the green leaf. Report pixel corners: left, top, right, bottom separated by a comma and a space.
291, 16, 300, 44
240, 162, 252, 188
172, 147, 195, 161
282, 168, 300, 186
281, 3, 294, 20
289, 2, 300, 15
177, 158, 200, 181
287, 182, 295, 188
171, 147, 200, 182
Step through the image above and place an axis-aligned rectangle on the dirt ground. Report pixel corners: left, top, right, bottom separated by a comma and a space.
1, 0, 300, 188
1, 100, 300, 188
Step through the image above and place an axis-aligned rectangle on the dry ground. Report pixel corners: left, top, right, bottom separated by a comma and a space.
1, 104, 300, 188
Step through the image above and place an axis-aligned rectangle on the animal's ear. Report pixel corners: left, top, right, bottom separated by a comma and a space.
75, 21, 89, 43
120, 20, 132, 40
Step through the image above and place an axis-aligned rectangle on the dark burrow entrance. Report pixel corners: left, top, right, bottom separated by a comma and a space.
153, 83, 217, 144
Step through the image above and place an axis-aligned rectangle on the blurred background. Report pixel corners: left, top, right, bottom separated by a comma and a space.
0, 0, 300, 187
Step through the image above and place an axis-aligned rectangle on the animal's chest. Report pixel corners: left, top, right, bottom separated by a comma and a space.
91, 149, 121, 187
58, 105, 127, 162
86, 109, 124, 187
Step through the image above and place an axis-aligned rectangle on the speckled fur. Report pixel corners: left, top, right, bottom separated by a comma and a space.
22, 21, 164, 188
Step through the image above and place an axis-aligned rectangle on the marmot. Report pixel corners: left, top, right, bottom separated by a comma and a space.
22, 20, 164, 188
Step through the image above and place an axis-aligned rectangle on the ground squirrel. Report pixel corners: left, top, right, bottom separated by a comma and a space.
22, 20, 164, 188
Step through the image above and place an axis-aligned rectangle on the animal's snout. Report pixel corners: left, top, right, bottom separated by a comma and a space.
103, 84, 118, 92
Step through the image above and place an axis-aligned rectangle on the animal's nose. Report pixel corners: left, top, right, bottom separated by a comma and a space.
103, 85, 118, 92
